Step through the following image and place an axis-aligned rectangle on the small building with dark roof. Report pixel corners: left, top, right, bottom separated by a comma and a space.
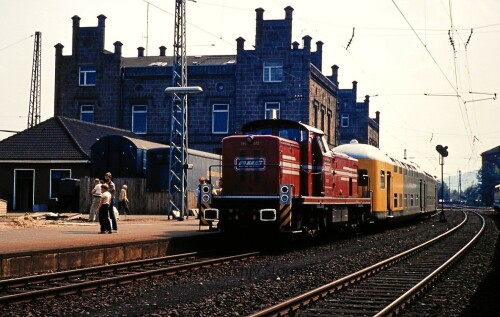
0, 116, 139, 211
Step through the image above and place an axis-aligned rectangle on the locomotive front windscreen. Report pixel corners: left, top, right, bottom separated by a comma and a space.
243, 124, 307, 143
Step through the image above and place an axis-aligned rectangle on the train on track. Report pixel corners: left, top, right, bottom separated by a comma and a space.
200, 119, 437, 234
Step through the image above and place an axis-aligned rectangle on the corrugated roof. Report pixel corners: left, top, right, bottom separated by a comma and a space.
0, 117, 140, 161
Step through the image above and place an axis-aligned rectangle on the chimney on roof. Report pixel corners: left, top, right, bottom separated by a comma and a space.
55, 43, 64, 57
114, 41, 122, 56
159, 45, 166, 56
97, 15, 106, 51
71, 15, 80, 56
137, 47, 145, 57
315, 41, 323, 70
303, 35, 312, 52
285, 6, 294, 20
255, 8, 264, 49
236, 37, 245, 52
332, 65, 339, 85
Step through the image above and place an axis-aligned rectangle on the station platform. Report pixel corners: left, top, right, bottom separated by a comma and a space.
0, 213, 219, 278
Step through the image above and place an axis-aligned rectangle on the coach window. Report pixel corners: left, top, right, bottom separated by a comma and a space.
380, 170, 385, 189
394, 193, 398, 207
212, 104, 229, 134
79, 65, 96, 86
410, 194, 414, 206
404, 194, 408, 207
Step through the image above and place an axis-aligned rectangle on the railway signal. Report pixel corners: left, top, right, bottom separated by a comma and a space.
436, 144, 448, 222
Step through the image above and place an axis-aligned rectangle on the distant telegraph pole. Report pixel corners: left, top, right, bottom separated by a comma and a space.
27, 31, 42, 129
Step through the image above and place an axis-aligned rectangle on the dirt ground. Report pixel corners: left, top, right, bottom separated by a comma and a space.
0, 212, 166, 230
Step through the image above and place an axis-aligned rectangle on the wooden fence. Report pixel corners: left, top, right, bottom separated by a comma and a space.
79, 177, 197, 215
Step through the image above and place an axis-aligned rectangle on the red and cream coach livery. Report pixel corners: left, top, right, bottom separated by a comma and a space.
202, 119, 373, 234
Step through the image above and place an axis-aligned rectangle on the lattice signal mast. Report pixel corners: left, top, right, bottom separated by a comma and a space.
167, 0, 201, 220
27, 31, 42, 128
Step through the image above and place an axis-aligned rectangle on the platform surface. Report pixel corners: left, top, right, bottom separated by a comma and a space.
0, 214, 212, 255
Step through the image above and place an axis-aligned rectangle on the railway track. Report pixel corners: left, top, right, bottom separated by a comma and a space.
0, 250, 259, 306
250, 209, 484, 316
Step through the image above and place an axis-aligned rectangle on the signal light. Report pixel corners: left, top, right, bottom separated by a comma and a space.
435, 145, 449, 157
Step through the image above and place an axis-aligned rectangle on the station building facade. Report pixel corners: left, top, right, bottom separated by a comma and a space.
54, 6, 379, 154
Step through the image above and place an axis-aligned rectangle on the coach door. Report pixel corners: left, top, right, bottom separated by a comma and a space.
386, 171, 392, 214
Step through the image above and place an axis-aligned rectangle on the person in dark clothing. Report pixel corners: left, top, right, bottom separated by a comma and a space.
105, 172, 118, 232
96, 183, 112, 234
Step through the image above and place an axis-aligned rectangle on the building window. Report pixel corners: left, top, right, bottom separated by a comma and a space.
79, 66, 96, 86
80, 105, 94, 123
212, 104, 229, 134
132, 105, 147, 134
263, 61, 283, 82
341, 114, 349, 127
265, 102, 280, 119
327, 110, 332, 144
50, 169, 71, 198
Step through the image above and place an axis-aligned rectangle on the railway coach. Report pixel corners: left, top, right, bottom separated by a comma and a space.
333, 141, 437, 221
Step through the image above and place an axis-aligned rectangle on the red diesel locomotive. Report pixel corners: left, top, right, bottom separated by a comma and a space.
201, 119, 437, 234
201, 119, 372, 233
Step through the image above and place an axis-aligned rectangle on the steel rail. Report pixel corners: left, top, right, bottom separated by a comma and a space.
249, 210, 472, 317
0, 251, 259, 306
375, 210, 485, 316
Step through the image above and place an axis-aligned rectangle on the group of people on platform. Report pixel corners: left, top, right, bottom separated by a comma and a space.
88, 172, 129, 234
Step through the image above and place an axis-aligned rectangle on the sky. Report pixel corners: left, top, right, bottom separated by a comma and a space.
0, 0, 499, 189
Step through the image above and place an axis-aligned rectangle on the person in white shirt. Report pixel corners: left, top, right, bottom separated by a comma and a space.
88, 178, 102, 222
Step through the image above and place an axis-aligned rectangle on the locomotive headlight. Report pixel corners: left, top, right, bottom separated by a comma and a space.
246, 135, 254, 144
201, 194, 210, 203
280, 184, 292, 205
202, 185, 210, 193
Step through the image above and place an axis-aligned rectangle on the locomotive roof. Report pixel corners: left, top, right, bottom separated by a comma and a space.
241, 119, 324, 135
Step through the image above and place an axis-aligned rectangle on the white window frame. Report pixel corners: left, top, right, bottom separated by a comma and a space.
50, 169, 72, 199
80, 105, 94, 122
265, 102, 280, 119
263, 61, 283, 82
341, 114, 349, 127
132, 105, 148, 134
212, 104, 229, 134
79, 66, 96, 86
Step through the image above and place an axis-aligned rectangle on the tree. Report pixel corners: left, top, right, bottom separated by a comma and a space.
437, 180, 450, 202
463, 184, 480, 205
